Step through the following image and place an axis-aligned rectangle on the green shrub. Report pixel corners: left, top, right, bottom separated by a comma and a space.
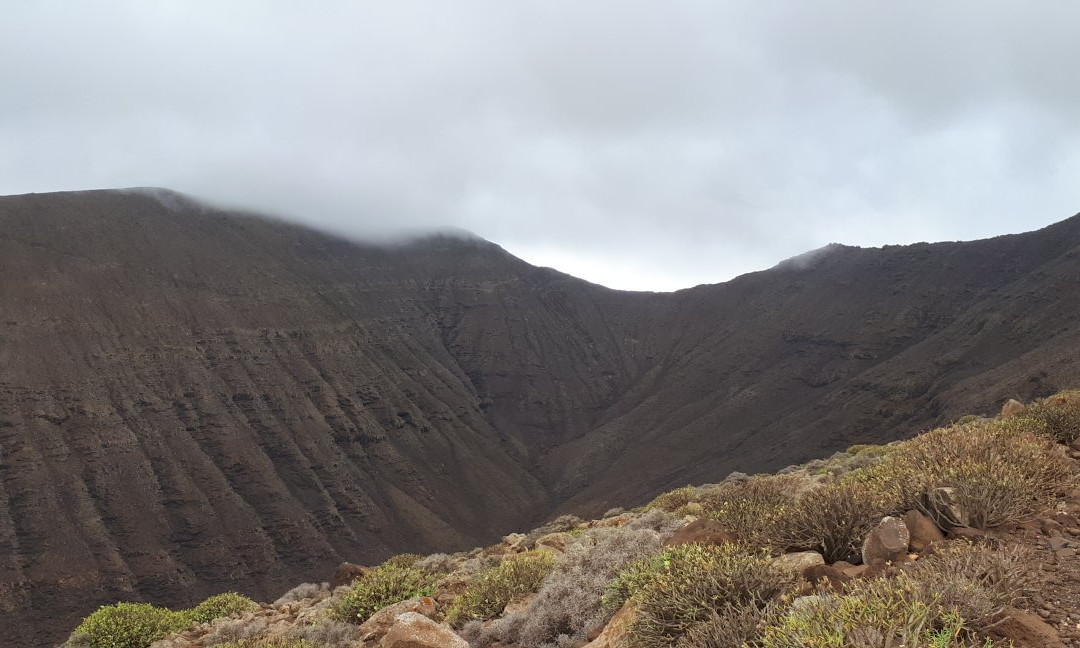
675, 602, 771, 648
329, 563, 439, 624
445, 550, 556, 626
698, 475, 801, 548
610, 543, 794, 647
647, 485, 698, 513
906, 541, 1034, 631
70, 602, 192, 648
382, 552, 424, 569
845, 443, 894, 458
1013, 391, 1080, 444
883, 421, 1072, 528
189, 592, 258, 623
757, 575, 974, 648
776, 479, 898, 563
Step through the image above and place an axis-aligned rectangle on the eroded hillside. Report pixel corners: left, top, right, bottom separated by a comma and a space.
2, 189, 1080, 646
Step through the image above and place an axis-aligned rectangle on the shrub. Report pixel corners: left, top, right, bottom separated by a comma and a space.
286, 620, 358, 645
272, 583, 325, 607
512, 525, 664, 647
445, 550, 556, 627
1013, 391, 1080, 444
189, 592, 258, 623
906, 541, 1034, 631
757, 575, 974, 648
69, 602, 192, 648
675, 603, 771, 648
697, 475, 801, 547
884, 421, 1072, 528
776, 479, 898, 563
612, 543, 794, 648
647, 485, 698, 513
382, 553, 424, 568
329, 563, 439, 623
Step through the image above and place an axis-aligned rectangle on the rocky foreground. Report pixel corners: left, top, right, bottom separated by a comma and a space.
62, 392, 1080, 647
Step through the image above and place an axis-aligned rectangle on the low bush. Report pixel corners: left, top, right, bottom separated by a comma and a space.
445, 550, 556, 627
647, 485, 698, 513
757, 575, 973, 647
610, 543, 794, 648
329, 563, 439, 624
776, 479, 897, 563
675, 603, 772, 648
1013, 391, 1080, 444
272, 583, 325, 607
286, 620, 358, 645
697, 475, 801, 548
906, 541, 1034, 631
381, 553, 424, 568
882, 421, 1072, 528
511, 525, 664, 647
68, 602, 192, 648
189, 592, 258, 623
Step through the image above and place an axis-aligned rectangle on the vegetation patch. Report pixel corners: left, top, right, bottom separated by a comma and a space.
608, 543, 793, 647
445, 550, 556, 627
697, 474, 801, 548
67, 602, 193, 648
1013, 390, 1080, 445
329, 563, 440, 624
189, 592, 258, 624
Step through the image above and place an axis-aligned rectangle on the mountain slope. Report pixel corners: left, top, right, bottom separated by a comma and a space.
1, 188, 1079, 646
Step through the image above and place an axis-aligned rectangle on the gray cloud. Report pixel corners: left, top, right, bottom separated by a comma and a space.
2, 1, 1078, 290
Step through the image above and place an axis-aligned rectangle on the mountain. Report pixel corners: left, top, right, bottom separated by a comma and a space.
1, 188, 1079, 646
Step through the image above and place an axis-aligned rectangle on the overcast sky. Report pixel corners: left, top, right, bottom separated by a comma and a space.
3, 2, 1079, 291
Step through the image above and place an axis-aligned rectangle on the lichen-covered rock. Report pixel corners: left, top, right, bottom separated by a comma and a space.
861, 516, 910, 565
772, 551, 825, 576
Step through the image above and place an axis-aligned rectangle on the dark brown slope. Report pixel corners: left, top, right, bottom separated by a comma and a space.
1, 189, 1079, 646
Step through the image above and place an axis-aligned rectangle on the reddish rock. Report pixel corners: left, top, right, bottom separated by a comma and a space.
331, 562, 372, 589
862, 517, 910, 565
380, 612, 469, 648
989, 608, 1066, 648
902, 510, 945, 552
358, 597, 437, 642
582, 602, 636, 648
663, 519, 737, 547
803, 564, 851, 593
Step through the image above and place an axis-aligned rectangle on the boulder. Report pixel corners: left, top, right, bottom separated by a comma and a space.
902, 510, 945, 552
861, 517, 910, 565
1001, 399, 1027, 418
330, 562, 372, 589
380, 612, 469, 648
664, 519, 737, 547
772, 551, 825, 576
988, 608, 1066, 648
803, 564, 851, 593
582, 602, 636, 648
358, 597, 437, 643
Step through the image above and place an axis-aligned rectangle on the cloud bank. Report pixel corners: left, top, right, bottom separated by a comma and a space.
2, 1, 1078, 290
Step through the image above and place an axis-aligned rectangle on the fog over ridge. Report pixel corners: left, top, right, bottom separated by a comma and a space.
3, 1, 1079, 290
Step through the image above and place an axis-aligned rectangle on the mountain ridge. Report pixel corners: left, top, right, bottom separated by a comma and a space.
2, 188, 1079, 646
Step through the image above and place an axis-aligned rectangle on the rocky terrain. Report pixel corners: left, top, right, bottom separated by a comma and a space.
63, 392, 1080, 647
2, 188, 1080, 645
